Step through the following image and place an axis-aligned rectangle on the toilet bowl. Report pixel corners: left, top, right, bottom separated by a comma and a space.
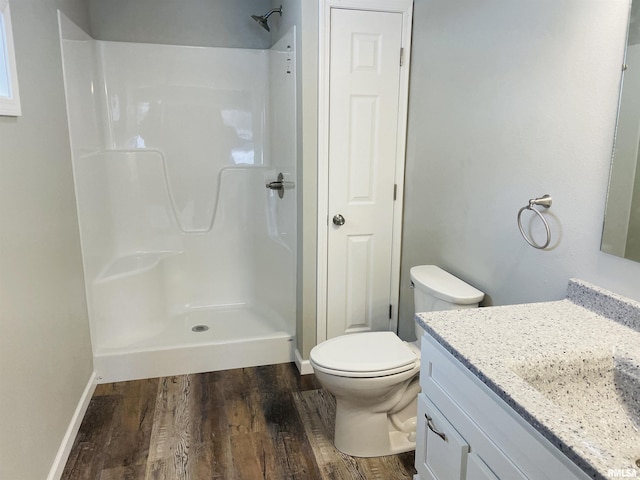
310, 265, 484, 458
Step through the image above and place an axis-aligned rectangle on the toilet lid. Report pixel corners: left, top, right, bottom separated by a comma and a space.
310, 332, 418, 377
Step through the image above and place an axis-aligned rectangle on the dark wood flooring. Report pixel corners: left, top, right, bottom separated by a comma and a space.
62, 363, 417, 479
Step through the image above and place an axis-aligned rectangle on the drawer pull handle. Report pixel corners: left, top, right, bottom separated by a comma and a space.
426, 414, 447, 442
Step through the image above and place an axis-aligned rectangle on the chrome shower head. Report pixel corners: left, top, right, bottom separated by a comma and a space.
251, 14, 270, 32
251, 5, 283, 32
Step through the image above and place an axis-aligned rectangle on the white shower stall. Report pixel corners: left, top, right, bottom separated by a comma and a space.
58, 13, 297, 382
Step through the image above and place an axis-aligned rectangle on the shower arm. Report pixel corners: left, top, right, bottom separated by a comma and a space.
262, 7, 282, 20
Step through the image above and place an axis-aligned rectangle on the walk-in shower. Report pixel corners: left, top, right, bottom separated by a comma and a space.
58, 13, 297, 382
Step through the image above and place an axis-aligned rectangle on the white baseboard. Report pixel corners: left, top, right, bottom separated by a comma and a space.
47, 371, 98, 480
295, 348, 314, 375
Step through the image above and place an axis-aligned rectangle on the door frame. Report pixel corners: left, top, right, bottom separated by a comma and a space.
316, 0, 414, 343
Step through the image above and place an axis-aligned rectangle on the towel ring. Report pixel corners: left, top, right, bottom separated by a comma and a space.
517, 195, 552, 249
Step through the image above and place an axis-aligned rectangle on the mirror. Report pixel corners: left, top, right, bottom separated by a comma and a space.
602, 1, 640, 262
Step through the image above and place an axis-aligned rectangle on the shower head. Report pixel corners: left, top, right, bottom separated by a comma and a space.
251, 5, 283, 32
251, 14, 270, 31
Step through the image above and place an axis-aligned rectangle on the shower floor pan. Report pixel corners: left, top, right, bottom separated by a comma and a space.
93, 305, 295, 383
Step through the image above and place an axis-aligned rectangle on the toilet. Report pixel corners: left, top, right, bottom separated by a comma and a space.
309, 265, 484, 457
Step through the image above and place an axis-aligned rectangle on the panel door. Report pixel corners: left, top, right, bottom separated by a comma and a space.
326, 8, 403, 339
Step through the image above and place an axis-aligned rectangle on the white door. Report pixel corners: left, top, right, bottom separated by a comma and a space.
326, 8, 404, 339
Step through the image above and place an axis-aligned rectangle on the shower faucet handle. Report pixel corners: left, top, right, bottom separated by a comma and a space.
265, 172, 294, 199
266, 180, 284, 189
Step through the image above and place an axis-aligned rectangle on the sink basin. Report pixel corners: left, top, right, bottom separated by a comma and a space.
513, 353, 640, 466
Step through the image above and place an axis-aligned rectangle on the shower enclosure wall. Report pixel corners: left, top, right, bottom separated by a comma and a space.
59, 13, 297, 382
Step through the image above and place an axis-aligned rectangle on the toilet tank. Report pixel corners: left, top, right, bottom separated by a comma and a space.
410, 265, 484, 341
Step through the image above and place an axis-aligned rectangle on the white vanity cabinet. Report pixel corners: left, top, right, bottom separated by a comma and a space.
414, 334, 590, 480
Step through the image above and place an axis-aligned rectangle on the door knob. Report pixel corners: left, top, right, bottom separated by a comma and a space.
332, 214, 346, 226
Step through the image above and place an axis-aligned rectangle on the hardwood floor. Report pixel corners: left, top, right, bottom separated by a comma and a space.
62, 363, 417, 479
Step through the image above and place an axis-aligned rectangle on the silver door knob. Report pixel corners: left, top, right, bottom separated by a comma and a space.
332, 214, 346, 226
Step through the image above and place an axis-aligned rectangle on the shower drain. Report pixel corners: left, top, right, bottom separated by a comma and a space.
191, 325, 209, 333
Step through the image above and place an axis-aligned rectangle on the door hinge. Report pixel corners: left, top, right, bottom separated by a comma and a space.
389, 304, 393, 319
400, 48, 404, 67
393, 183, 397, 201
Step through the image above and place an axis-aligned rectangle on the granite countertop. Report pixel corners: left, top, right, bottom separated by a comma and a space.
415, 279, 640, 480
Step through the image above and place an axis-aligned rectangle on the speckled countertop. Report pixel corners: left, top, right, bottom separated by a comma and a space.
415, 279, 640, 480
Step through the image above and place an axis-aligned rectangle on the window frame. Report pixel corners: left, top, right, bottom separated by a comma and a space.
0, 0, 21, 116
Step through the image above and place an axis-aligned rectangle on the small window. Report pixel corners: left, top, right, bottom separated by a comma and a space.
0, 0, 20, 116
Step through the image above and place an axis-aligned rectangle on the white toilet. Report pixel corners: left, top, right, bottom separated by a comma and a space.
309, 265, 484, 457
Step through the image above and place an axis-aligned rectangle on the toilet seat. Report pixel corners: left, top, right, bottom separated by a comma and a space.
310, 331, 419, 378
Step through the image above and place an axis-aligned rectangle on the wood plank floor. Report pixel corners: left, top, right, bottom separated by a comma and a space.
62, 363, 417, 480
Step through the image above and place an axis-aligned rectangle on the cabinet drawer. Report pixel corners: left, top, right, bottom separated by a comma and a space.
416, 394, 469, 480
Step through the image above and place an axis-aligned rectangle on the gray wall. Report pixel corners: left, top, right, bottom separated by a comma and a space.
399, 0, 640, 340
57, 0, 92, 33
0, 1, 93, 479
88, 0, 273, 48
297, 1, 319, 359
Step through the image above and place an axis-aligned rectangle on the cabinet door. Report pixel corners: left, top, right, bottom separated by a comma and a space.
416, 394, 469, 480
467, 453, 500, 480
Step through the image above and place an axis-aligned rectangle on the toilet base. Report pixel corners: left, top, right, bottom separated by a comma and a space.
334, 412, 417, 457
333, 394, 418, 458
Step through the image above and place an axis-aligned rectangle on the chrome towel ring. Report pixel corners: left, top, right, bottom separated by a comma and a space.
517, 194, 552, 249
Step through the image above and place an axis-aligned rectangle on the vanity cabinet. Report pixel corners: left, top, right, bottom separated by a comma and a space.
414, 334, 589, 480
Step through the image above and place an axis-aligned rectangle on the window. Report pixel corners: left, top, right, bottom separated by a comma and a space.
0, 0, 20, 116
